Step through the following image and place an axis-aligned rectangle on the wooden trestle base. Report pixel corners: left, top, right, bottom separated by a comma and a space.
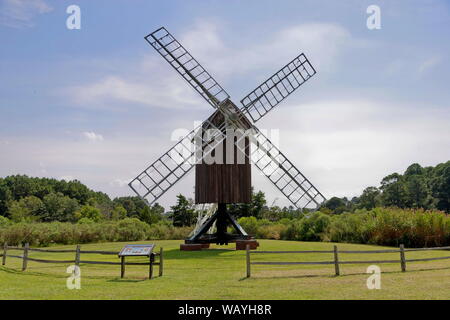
180, 240, 258, 251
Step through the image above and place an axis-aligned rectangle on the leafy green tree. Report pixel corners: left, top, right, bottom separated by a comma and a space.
322, 197, 347, 214
251, 191, 267, 217
357, 186, 381, 210
0, 180, 12, 216
228, 189, 267, 218
75, 205, 102, 222
42, 193, 79, 222
405, 175, 429, 208
380, 173, 408, 208
113, 196, 147, 218
111, 205, 127, 220
430, 161, 450, 212
138, 205, 163, 225
404, 163, 424, 176
170, 194, 195, 227
8, 196, 46, 222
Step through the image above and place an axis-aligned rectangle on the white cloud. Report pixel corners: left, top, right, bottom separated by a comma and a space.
65, 21, 352, 110
418, 56, 441, 74
180, 21, 352, 78
83, 131, 104, 143
385, 55, 442, 78
110, 178, 132, 187
259, 99, 450, 203
67, 74, 202, 110
0, 0, 52, 28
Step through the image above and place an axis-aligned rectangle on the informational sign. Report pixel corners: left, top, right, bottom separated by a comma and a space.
118, 244, 155, 257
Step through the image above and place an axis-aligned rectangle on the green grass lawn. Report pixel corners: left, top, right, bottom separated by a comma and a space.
0, 239, 449, 300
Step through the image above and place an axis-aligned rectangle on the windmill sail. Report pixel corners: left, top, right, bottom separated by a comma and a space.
240, 53, 316, 123
236, 127, 325, 209
145, 27, 230, 108
129, 121, 226, 206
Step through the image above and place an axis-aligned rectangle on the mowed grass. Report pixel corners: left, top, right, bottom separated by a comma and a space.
0, 239, 449, 300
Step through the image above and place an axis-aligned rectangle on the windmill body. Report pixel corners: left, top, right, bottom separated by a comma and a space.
196, 101, 252, 204
129, 27, 327, 247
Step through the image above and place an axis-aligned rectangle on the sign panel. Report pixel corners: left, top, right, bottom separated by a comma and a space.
118, 244, 155, 257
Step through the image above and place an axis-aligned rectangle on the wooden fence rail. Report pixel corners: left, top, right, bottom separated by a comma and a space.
1, 243, 163, 279
245, 244, 450, 278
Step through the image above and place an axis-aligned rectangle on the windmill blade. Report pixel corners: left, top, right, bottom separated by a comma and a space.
240, 53, 316, 123
145, 27, 230, 108
237, 127, 325, 209
129, 121, 226, 206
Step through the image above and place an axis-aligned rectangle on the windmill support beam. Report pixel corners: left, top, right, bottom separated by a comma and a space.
186, 203, 250, 245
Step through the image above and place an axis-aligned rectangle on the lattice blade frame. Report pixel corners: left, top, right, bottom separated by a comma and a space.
145, 27, 230, 108
235, 127, 325, 210
240, 53, 316, 123
129, 120, 226, 206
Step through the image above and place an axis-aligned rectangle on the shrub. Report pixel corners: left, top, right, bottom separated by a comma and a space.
0, 216, 11, 227
237, 216, 259, 236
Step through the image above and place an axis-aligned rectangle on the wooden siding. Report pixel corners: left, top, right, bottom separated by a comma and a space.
195, 104, 252, 204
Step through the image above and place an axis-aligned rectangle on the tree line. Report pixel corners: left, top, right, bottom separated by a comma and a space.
321, 161, 449, 214
0, 161, 448, 226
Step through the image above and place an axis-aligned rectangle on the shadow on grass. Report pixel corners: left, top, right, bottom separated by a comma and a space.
0, 266, 67, 279
0, 265, 131, 281
248, 265, 450, 280
107, 278, 150, 283
163, 248, 238, 260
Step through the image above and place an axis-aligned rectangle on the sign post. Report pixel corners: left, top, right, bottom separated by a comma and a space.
118, 244, 156, 279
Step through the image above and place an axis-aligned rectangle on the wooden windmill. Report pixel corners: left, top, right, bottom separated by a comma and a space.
129, 27, 326, 248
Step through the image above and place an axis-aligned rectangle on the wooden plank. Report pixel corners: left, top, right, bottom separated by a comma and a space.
22, 243, 29, 271
28, 248, 75, 253
400, 244, 406, 272
406, 256, 450, 262
79, 261, 149, 265
2, 242, 6, 266
334, 245, 340, 276
79, 250, 118, 255
6, 246, 24, 250
339, 249, 400, 254
252, 261, 334, 265
252, 250, 334, 254
5, 255, 23, 259
404, 246, 450, 251
246, 244, 251, 278
26, 257, 75, 264
339, 259, 400, 264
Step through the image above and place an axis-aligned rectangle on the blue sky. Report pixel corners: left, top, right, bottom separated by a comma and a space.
1, 0, 449, 208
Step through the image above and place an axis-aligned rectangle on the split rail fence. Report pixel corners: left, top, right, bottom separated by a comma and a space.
245, 244, 450, 278
1, 243, 163, 279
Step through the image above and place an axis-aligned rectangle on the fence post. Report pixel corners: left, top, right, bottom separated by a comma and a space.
159, 247, 163, 277
2, 242, 7, 266
75, 244, 81, 266
400, 244, 406, 272
22, 243, 29, 271
246, 244, 251, 278
149, 254, 154, 280
120, 256, 125, 278
333, 245, 340, 276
